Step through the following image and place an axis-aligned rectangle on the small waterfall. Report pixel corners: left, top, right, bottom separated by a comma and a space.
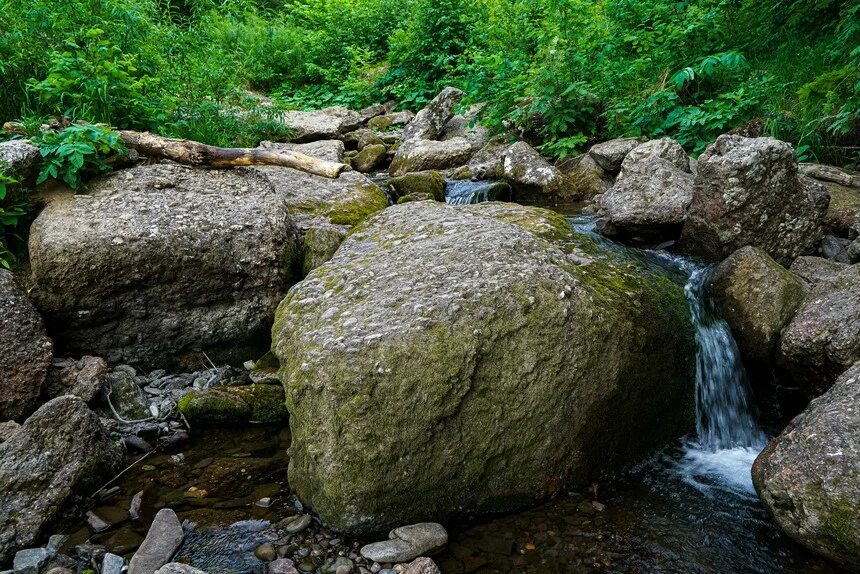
685, 268, 767, 450
676, 265, 767, 495
445, 180, 499, 205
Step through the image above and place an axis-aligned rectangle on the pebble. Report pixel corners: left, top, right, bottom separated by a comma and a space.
285, 514, 312, 534
129, 491, 144, 520
86, 510, 111, 533
268, 558, 300, 574
255, 543, 278, 561
360, 523, 447, 564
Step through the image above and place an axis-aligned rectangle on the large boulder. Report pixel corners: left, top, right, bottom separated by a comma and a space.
680, 136, 829, 265
450, 137, 510, 180
401, 88, 464, 142
556, 154, 613, 202
778, 262, 860, 397
500, 142, 572, 200
752, 362, 860, 571
0, 396, 123, 563
0, 140, 41, 186
281, 107, 361, 142
0, 270, 53, 421
273, 201, 695, 535
439, 105, 490, 152
597, 138, 694, 238
28, 163, 387, 369
389, 138, 473, 177
710, 246, 806, 362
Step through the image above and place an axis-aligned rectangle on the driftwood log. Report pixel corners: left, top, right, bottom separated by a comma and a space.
3, 122, 348, 179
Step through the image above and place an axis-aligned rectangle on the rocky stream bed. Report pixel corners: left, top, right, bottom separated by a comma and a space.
1, 88, 859, 574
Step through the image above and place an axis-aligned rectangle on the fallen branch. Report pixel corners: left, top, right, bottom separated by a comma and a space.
3, 122, 348, 178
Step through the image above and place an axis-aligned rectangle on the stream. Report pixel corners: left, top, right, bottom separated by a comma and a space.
62, 183, 842, 573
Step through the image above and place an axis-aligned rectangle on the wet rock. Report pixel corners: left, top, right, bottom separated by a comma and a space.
778, 262, 860, 396
501, 141, 572, 199
273, 201, 695, 534
178, 384, 287, 425
361, 523, 446, 563
444, 181, 511, 206
285, 514, 313, 534
710, 246, 807, 362
399, 557, 441, 574
597, 138, 693, 239
107, 370, 150, 420
0, 396, 123, 563
261, 140, 346, 163
0, 139, 40, 186
587, 138, 641, 173
752, 363, 860, 571
680, 135, 829, 265
389, 138, 473, 177
322, 556, 354, 574
256, 542, 278, 561
281, 107, 361, 142
352, 144, 388, 173
401, 87, 464, 142
102, 552, 125, 574
268, 558, 300, 574
128, 508, 184, 574
387, 171, 446, 202
0, 269, 53, 421
44, 355, 107, 403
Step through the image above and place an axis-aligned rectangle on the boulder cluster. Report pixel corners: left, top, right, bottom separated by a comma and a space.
1, 87, 860, 572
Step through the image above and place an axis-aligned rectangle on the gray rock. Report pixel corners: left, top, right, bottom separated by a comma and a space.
790, 256, 848, 291
0, 270, 53, 421
389, 138, 473, 177
587, 138, 641, 173
43, 356, 107, 403
284, 514, 312, 534
281, 107, 361, 142
0, 396, 123, 563
388, 171, 446, 203
400, 558, 441, 574
778, 262, 860, 396
821, 234, 853, 263
273, 202, 695, 534
102, 552, 125, 574
680, 135, 829, 265
820, 180, 860, 237
12, 547, 53, 574
753, 363, 860, 571
351, 144, 387, 173
0, 140, 40, 186
107, 371, 150, 420
598, 138, 693, 238
343, 129, 384, 152
268, 558, 299, 574
439, 105, 490, 152
450, 137, 509, 180
401, 87, 464, 142
556, 153, 613, 202
0, 420, 19, 443
501, 141, 572, 199
368, 111, 414, 132
128, 509, 184, 574
360, 523, 446, 563
260, 140, 345, 163
359, 104, 388, 124
710, 246, 807, 362
255, 542, 277, 562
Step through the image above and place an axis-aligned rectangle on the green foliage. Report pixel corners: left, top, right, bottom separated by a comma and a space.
0, 171, 25, 269
32, 124, 128, 189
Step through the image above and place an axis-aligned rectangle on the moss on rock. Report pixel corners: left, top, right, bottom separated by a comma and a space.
179, 384, 288, 425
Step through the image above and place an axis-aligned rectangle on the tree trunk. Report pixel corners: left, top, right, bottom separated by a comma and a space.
3, 123, 348, 179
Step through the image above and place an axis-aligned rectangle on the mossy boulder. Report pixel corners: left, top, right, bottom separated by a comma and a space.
272, 201, 695, 535
710, 246, 807, 362
752, 362, 860, 571
178, 384, 288, 425
387, 171, 446, 202
351, 144, 387, 173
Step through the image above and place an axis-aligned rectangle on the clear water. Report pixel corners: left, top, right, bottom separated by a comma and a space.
445, 180, 501, 205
